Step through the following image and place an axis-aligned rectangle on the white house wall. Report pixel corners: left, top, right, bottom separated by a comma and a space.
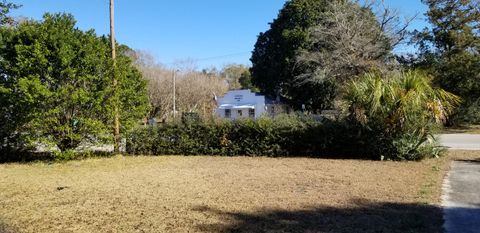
215, 90, 267, 119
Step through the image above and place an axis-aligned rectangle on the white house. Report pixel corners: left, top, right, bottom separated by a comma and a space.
215, 89, 288, 119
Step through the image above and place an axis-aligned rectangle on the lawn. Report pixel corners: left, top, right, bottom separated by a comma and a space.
0, 151, 478, 233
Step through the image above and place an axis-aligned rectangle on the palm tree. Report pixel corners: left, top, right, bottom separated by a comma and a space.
345, 70, 461, 126
343, 70, 461, 159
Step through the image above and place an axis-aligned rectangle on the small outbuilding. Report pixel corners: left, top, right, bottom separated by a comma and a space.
215, 89, 289, 120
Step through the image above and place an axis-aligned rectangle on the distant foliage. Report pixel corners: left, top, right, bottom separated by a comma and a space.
449, 98, 480, 125
0, 0, 20, 26
221, 64, 253, 90
134, 51, 228, 122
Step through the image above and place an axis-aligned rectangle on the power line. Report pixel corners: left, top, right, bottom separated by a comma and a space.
194, 52, 251, 62
164, 51, 251, 65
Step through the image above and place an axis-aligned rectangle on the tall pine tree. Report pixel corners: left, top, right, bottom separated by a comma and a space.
417, 0, 479, 123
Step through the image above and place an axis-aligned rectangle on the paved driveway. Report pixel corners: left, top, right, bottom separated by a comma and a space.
442, 161, 480, 233
440, 134, 480, 233
439, 134, 480, 150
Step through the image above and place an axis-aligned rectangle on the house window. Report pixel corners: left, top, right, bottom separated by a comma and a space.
248, 109, 255, 118
225, 109, 231, 118
237, 110, 243, 117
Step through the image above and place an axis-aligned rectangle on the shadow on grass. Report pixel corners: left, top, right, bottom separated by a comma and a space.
0, 221, 17, 233
444, 206, 480, 233
455, 158, 480, 164
194, 199, 444, 233
443, 124, 480, 133
0, 151, 114, 164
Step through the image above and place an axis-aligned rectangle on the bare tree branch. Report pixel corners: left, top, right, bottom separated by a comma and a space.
134, 51, 228, 121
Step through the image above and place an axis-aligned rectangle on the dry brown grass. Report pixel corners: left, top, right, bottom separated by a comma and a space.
0, 151, 479, 233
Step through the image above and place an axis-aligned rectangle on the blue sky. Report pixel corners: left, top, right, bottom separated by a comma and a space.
11, 0, 429, 69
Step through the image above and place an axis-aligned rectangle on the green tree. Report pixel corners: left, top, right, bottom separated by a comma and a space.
238, 69, 255, 90
221, 64, 251, 90
250, 0, 330, 109
0, 13, 148, 153
416, 0, 480, 124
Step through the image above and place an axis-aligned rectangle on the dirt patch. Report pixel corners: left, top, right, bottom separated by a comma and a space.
0, 151, 478, 232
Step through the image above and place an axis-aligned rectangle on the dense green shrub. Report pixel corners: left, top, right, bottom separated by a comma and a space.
127, 115, 315, 157
0, 13, 149, 155
126, 114, 416, 160
181, 112, 201, 124
449, 98, 480, 125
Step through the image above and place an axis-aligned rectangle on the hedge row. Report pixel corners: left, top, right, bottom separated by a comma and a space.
126, 115, 390, 160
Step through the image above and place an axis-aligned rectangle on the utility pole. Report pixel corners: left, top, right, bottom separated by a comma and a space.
110, 0, 120, 153
172, 69, 176, 121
